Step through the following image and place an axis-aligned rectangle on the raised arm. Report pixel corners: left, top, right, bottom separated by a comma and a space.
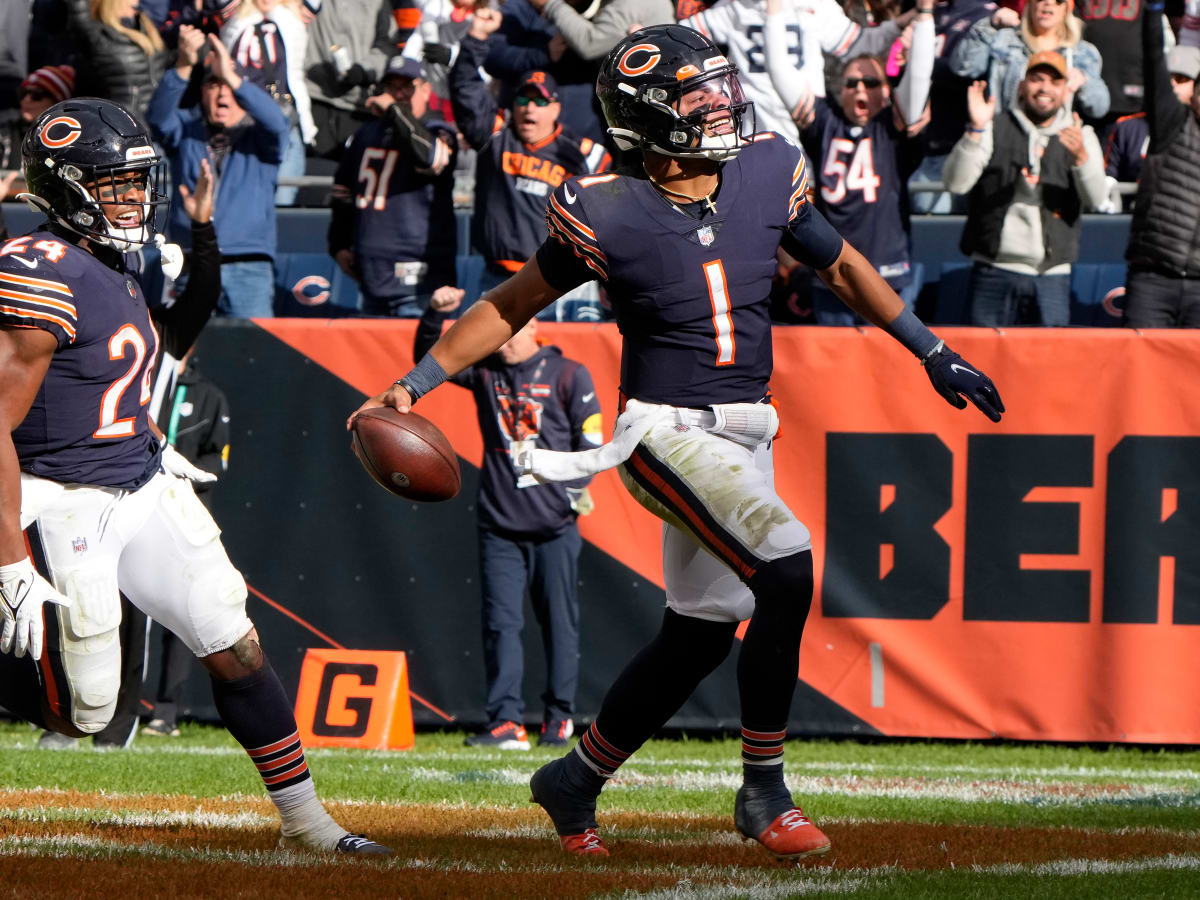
763, 0, 814, 125
893, 4, 935, 129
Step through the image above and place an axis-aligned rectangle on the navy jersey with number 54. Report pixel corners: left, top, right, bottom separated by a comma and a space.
0, 228, 162, 490
538, 133, 840, 407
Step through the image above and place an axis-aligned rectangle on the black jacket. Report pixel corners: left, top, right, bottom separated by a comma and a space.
66, 0, 171, 122
1125, 8, 1200, 278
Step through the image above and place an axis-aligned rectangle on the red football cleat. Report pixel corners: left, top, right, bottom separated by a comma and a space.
735, 787, 831, 859
559, 828, 610, 856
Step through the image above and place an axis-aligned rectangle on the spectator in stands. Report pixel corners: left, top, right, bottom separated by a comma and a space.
766, 0, 934, 324
303, 0, 402, 159
0, 4, 31, 121
681, 0, 913, 141
530, 0, 674, 62
28, 0, 76, 72
66, 0, 172, 122
148, 27, 290, 317
950, 0, 1109, 122
414, 293, 602, 751
328, 56, 457, 316
223, 0, 319, 206
1, 66, 75, 170
907, 0, 997, 214
944, 52, 1107, 326
1122, 0, 1200, 327
1079, 0, 1167, 140
399, 0, 482, 121
0, 65, 75, 249
482, 0, 608, 144
1105, 45, 1200, 198
449, 9, 611, 319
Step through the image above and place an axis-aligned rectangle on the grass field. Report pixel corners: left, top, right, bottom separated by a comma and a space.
1, 722, 1198, 898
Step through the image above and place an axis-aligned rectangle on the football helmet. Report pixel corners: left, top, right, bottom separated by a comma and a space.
21, 97, 168, 251
596, 24, 755, 161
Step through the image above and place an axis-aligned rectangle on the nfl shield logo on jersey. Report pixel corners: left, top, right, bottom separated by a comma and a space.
697, 225, 714, 246
72, 537, 87, 553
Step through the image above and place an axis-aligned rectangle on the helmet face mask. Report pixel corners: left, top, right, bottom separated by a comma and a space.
598, 25, 756, 162
21, 98, 169, 252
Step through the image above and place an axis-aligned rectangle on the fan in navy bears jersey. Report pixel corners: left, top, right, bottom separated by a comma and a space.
446, 6, 612, 321
328, 56, 457, 318
350, 24, 1003, 859
764, 0, 934, 325
0, 98, 389, 856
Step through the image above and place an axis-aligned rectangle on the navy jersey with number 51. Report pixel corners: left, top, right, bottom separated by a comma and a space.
537, 133, 841, 407
0, 228, 162, 490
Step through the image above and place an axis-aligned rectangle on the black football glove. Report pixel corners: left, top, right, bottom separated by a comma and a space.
923, 341, 1005, 422
423, 43, 453, 65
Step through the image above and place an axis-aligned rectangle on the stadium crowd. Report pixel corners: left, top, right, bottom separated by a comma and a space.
2, 0, 1199, 326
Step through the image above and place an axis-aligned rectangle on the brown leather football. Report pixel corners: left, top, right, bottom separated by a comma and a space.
351, 407, 461, 502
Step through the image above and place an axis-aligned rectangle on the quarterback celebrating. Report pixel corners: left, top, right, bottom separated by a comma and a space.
0, 99, 388, 856
352, 25, 1004, 858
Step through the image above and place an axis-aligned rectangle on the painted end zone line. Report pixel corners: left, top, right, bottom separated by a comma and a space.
245, 582, 455, 722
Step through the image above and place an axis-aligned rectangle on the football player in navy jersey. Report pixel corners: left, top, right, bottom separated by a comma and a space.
0, 98, 389, 856
352, 24, 1004, 859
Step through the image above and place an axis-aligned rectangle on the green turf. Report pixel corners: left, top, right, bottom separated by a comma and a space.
1, 723, 1198, 834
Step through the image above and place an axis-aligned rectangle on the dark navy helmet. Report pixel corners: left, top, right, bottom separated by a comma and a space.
596, 24, 755, 161
21, 97, 168, 251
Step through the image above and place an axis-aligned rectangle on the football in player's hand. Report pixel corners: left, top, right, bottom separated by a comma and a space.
351, 408, 461, 502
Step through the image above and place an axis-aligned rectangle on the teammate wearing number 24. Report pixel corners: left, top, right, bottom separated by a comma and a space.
0, 98, 387, 856
352, 24, 1004, 859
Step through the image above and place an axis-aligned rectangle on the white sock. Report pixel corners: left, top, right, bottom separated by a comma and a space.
271, 779, 347, 849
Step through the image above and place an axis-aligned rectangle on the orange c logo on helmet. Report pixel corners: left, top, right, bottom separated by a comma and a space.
618, 44, 661, 77
40, 116, 82, 149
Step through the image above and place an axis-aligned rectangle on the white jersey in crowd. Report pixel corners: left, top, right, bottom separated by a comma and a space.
402, 0, 478, 100
681, 0, 868, 138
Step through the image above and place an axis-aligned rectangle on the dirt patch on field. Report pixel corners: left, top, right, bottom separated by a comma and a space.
1, 789, 1197, 898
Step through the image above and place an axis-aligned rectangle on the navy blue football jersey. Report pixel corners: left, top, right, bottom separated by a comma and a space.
537, 133, 842, 407
331, 114, 458, 266
1, 229, 162, 490
802, 100, 923, 286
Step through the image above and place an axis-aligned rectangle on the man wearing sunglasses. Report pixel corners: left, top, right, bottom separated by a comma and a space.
445, 7, 611, 320
1, 66, 76, 242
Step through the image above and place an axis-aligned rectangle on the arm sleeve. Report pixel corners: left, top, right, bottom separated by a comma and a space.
450, 35, 503, 150
413, 305, 473, 385
541, 180, 609, 289
780, 201, 844, 270
941, 127, 992, 194
1144, 2, 1189, 149
486, 10, 553, 78
543, 0, 674, 60
391, 0, 422, 51
948, 17, 996, 79
835, 16, 900, 59
0, 258, 77, 348
763, 5, 809, 114
155, 221, 219, 359
895, 15, 935, 128
1071, 125, 1110, 210
328, 139, 361, 255
232, 81, 291, 162
386, 105, 455, 173
1068, 43, 1110, 120
145, 70, 191, 149
568, 365, 603, 453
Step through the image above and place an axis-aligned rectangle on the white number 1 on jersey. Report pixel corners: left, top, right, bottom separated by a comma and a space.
703, 260, 736, 366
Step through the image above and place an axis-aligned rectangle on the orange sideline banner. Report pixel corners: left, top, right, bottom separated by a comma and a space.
263, 321, 1200, 744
